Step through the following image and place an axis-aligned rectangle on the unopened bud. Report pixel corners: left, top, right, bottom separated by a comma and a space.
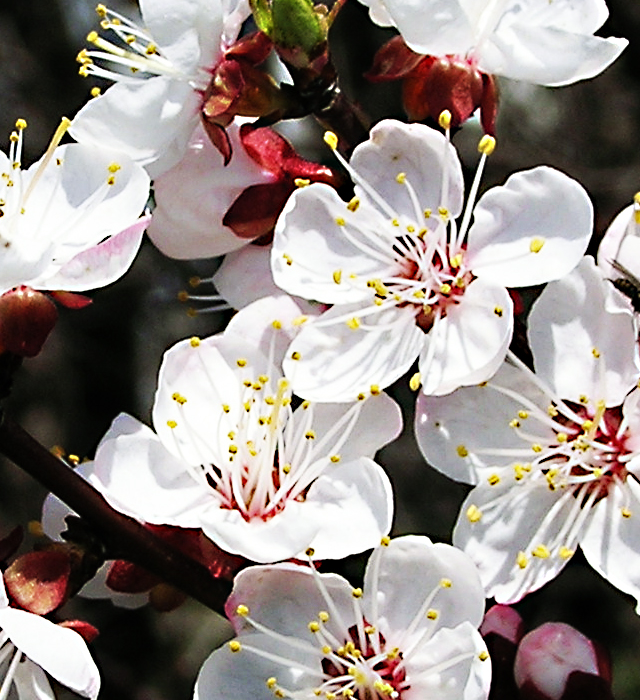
0, 287, 58, 357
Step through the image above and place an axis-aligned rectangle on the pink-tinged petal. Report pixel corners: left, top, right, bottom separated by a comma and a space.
0, 607, 100, 698
467, 167, 592, 287
581, 479, 640, 612
293, 392, 402, 464
283, 304, 424, 402
403, 623, 490, 700
514, 623, 599, 700
481, 25, 627, 86
70, 79, 199, 178
199, 501, 320, 563
153, 335, 262, 466
272, 184, 396, 305
213, 245, 283, 309
363, 536, 485, 639
303, 457, 394, 560
528, 258, 639, 406
453, 476, 579, 604
227, 564, 354, 639
419, 279, 513, 396
90, 414, 210, 527
14, 659, 56, 700
147, 122, 276, 260
34, 216, 149, 292
415, 361, 553, 484
350, 119, 465, 219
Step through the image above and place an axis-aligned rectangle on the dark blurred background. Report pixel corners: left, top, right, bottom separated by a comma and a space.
1, 1, 640, 698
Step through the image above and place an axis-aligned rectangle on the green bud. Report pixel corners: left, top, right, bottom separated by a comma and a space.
271, 0, 327, 54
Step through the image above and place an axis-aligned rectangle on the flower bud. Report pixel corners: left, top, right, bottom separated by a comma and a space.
0, 286, 58, 358
514, 622, 613, 700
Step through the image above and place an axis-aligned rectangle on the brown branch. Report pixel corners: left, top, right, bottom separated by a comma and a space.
0, 416, 231, 614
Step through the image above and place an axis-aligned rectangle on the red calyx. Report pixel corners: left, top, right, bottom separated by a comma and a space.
4, 549, 72, 615
367, 36, 498, 135
0, 286, 58, 358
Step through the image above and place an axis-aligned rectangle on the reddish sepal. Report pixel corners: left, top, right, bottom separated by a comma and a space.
49, 291, 93, 310
365, 35, 425, 82
0, 287, 58, 358
4, 550, 71, 615
58, 619, 100, 644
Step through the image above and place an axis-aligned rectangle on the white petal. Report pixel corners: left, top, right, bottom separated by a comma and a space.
467, 167, 592, 287
350, 120, 465, 219
403, 623, 490, 700
227, 564, 355, 639
272, 184, 398, 304
415, 361, 552, 484
292, 392, 402, 463
34, 216, 149, 292
153, 332, 268, 465
90, 414, 210, 526
14, 659, 56, 700
420, 279, 513, 396
0, 609, 100, 699
195, 632, 319, 700
481, 24, 627, 86
70, 79, 199, 178
371, 0, 475, 56
528, 257, 639, 406
283, 304, 424, 402
362, 536, 485, 637
213, 245, 284, 309
199, 501, 320, 563
581, 479, 640, 612
147, 122, 275, 260
303, 457, 394, 560
453, 475, 578, 603
597, 203, 640, 281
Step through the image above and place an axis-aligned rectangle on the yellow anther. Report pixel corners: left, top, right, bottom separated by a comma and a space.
228, 445, 238, 454
494, 306, 503, 317
236, 358, 247, 367
509, 419, 521, 429
107, 175, 116, 185
244, 401, 252, 412
406, 224, 415, 233
532, 544, 550, 559
321, 645, 331, 655
266, 678, 277, 689
364, 625, 376, 634
370, 384, 380, 395
228, 640, 241, 653
308, 621, 320, 633
90, 87, 102, 99
440, 283, 452, 295
386, 647, 400, 660
548, 404, 558, 417
413, 289, 425, 299
478, 651, 489, 661
346, 317, 361, 330
396, 172, 406, 184
424, 208, 432, 218
513, 464, 528, 481
87, 30, 99, 43
488, 474, 500, 486
559, 546, 574, 560
516, 551, 528, 569
301, 400, 310, 410
438, 206, 449, 219
529, 237, 545, 253
478, 135, 496, 156
222, 404, 230, 413
189, 336, 200, 347
236, 604, 249, 616
517, 410, 528, 420
107, 162, 121, 174
318, 611, 330, 623
622, 507, 632, 518
171, 392, 187, 405
291, 351, 301, 360
330, 454, 341, 463
306, 547, 315, 557
531, 443, 543, 453
556, 432, 568, 443
283, 253, 293, 266
68, 454, 80, 466
466, 504, 482, 523
409, 372, 421, 391
438, 110, 452, 130
380, 535, 390, 546
456, 444, 469, 458
323, 131, 338, 150
440, 578, 452, 588
305, 430, 316, 440
166, 420, 177, 429
352, 587, 363, 598
579, 394, 589, 404
15, 119, 27, 131
426, 609, 438, 620
336, 216, 346, 226
333, 269, 342, 284
592, 347, 600, 358
449, 254, 462, 268
282, 464, 291, 474
347, 196, 360, 212
145, 43, 158, 55
293, 315, 308, 326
